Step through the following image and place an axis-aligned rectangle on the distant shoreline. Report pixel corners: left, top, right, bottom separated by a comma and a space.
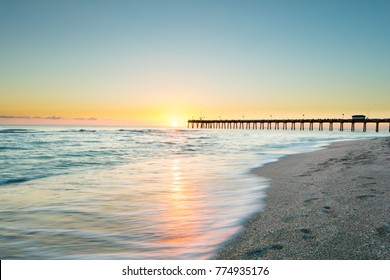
214, 137, 390, 259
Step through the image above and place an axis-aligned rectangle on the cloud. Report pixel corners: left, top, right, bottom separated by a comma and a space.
72, 117, 97, 121
0, 115, 98, 121
0, 115, 31, 119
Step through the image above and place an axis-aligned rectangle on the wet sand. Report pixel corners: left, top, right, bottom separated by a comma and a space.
215, 137, 390, 259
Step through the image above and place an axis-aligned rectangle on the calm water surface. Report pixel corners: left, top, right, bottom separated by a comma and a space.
0, 126, 384, 259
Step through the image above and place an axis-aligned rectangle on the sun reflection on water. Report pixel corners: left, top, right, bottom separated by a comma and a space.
155, 158, 204, 250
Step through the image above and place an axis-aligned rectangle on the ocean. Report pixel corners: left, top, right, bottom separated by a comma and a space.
0, 125, 385, 259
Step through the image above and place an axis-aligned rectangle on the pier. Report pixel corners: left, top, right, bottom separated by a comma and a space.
187, 118, 390, 132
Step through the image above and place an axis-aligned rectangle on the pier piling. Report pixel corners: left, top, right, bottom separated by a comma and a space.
188, 118, 390, 133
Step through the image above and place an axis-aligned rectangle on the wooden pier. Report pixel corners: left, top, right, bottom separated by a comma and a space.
187, 118, 390, 132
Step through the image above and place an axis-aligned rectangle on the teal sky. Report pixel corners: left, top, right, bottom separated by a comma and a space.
1, 0, 389, 125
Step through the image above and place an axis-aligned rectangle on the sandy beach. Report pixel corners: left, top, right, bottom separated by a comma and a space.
215, 137, 390, 260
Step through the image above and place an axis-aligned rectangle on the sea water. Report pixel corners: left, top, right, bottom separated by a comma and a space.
0, 126, 385, 259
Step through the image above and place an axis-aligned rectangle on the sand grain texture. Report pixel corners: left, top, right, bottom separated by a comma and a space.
215, 137, 390, 259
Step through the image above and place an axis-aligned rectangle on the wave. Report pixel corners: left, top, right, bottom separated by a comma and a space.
0, 146, 29, 151
78, 129, 96, 133
59, 129, 96, 133
0, 128, 36, 134
187, 136, 212, 140
0, 175, 49, 186
117, 128, 185, 134
118, 129, 148, 134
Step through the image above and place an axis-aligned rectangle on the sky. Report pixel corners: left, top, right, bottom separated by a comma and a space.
1, 0, 389, 126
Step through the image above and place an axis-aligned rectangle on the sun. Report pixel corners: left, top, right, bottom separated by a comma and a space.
171, 120, 178, 127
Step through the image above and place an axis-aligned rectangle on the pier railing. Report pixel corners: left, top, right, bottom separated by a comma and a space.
187, 118, 390, 132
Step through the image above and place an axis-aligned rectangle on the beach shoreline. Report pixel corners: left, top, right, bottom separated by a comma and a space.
214, 137, 390, 259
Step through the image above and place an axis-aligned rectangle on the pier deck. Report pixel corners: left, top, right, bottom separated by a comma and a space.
187, 118, 390, 132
